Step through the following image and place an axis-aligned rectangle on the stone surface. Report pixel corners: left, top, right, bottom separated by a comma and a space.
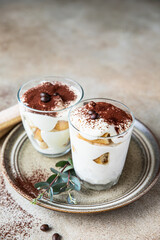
0, 0, 160, 239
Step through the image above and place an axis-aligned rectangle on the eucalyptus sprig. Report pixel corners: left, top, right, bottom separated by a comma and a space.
32, 158, 81, 205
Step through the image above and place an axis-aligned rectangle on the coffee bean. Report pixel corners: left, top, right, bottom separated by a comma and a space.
41, 96, 51, 103
88, 110, 95, 115
40, 92, 48, 97
40, 224, 50, 231
91, 113, 99, 120
89, 101, 96, 107
52, 233, 61, 240
53, 92, 59, 96
40, 92, 51, 103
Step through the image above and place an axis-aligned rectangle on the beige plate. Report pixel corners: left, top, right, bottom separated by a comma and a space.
1, 120, 160, 213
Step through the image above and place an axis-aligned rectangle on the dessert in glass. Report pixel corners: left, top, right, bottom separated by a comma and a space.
17, 76, 84, 157
69, 98, 135, 190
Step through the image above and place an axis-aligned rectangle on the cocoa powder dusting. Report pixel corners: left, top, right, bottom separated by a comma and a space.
86, 102, 132, 124
14, 169, 48, 198
0, 169, 47, 239
85, 102, 132, 133
22, 81, 77, 111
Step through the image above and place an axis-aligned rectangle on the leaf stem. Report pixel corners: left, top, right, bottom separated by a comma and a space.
67, 170, 70, 186
48, 163, 69, 189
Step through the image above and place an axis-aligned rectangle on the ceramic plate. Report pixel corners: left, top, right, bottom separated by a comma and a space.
1, 120, 160, 213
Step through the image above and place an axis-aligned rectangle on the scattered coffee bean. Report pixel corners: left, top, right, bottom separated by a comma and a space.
52, 233, 61, 240
88, 110, 95, 115
40, 224, 50, 231
53, 92, 59, 96
89, 101, 96, 107
91, 113, 99, 120
40, 92, 51, 103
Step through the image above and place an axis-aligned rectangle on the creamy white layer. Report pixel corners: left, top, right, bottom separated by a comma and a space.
70, 125, 133, 186
21, 111, 70, 154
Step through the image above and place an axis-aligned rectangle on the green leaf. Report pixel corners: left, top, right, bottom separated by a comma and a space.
49, 187, 53, 201
60, 172, 68, 178
63, 165, 74, 172
70, 169, 76, 176
52, 183, 67, 195
47, 174, 57, 184
34, 182, 49, 189
50, 176, 64, 186
50, 168, 60, 175
55, 161, 68, 168
60, 175, 68, 183
69, 176, 81, 191
67, 158, 73, 166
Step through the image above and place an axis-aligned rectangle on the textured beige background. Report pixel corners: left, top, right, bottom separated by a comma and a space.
0, 0, 160, 239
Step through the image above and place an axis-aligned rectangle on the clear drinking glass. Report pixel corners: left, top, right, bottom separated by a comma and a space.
69, 98, 135, 190
17, 76, 84, 157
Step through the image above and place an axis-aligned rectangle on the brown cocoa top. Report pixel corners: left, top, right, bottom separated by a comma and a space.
85, 101, 132, 127
71, 101, 133, 135
21, 81, 77, 111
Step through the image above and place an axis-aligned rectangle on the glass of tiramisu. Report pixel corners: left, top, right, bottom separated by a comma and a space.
17, 76, 84, 157
69, 98, 135, 190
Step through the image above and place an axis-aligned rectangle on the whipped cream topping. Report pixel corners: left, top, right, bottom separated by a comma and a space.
70, 101, 133, 137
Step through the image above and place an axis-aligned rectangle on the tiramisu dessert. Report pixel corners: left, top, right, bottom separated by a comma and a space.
17, 77, 83, 157
69, 98, 134, 190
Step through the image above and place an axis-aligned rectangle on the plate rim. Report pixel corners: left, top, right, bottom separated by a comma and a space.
1, 120, 160, 214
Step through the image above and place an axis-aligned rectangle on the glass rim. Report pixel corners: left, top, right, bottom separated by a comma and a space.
68, 97, 135, 139
17, 76, 84, 113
